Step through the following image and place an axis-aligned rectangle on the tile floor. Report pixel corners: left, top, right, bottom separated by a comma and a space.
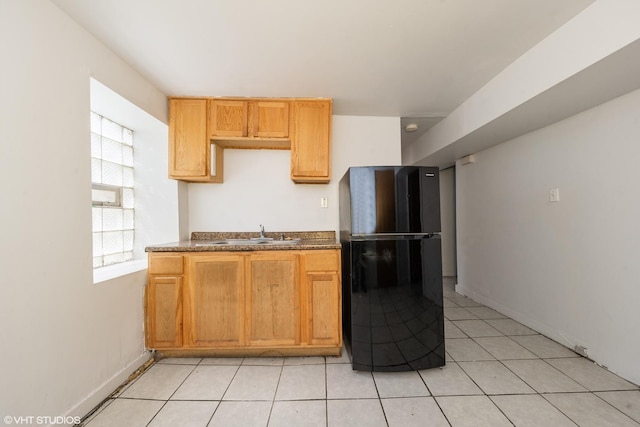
82, 281, 640, 427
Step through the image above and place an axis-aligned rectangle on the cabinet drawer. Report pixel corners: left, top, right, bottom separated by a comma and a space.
304, 251, 339, 272
149, 255, 184, 275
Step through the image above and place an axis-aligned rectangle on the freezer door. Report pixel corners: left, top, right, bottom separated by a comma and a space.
346, 166, 441, 235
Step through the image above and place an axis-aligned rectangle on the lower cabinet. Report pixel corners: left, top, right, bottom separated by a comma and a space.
302, 251, 341, 346
146, 276, 183, 348
186, 254, 245, 347
305, 272, 340, 346
246, 252, 299, 347
146, 255, 184, 349
145, 249, 341, 355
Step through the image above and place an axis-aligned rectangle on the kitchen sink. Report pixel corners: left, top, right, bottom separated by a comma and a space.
194, 238, 300, 246
224, 238, 254, 244
264, 238, 301, 245
194, 240, 227, 246
250, 237, 273, 243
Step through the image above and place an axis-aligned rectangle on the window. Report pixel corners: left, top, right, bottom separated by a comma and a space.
90, 77, 179, 283
91, 112, 135, 268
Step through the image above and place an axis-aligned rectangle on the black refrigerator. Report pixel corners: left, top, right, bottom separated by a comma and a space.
339, 166, 445, 371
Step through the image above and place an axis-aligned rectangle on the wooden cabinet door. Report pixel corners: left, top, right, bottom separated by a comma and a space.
305, 272, 341, 346
249, 101, 289, 138
168, 98, 210, 179
246, 253, 299, 346
290, 100, 332, 183
302, 250, 341, 346
146, 276, 183, 348
186, 254, 245, 347
209, 100, 248, 137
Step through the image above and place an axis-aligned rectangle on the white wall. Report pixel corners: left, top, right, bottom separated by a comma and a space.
456, 88, 640, 385
0, 0, 173, 421
439, 167, 457, 277
188, 115, 402, 235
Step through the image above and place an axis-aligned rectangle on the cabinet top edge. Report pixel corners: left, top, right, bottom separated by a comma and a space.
168, 96, 332, 102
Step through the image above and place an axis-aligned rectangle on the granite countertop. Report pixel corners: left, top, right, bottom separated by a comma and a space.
145, 231, 341, 252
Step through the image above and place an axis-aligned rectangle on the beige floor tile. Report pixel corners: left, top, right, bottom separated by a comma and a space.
445, 338, 495, 361
275, 364, 326, 400
485, 318, 536, 335
546, 358, 639, 391
327, 399, 387, 427
147, 401, 218, 427
382, 397, 449, 427
208, 401, 271, 427
446, 295, 485, 307
326, 348, 351, 364
544, 392, 639, 427
443, 298, 460, 308
223, 365, 281, 400
459, 361, 535, 395
490, 394, 576, 427
444, 307, 478, 320
269, 400, 326, 427
595, 390, 640, 423
445, 320, 468, 338
442, 282, 457, 298
200, 357, 244, 366
171, 365, 238, 400
465, 306, 508, 319
419, 362, 483, 396
326, 363, 378, 399
120, 364, 195, 400
452, 320, 503, 337
443, 277, 457, 288
443, 288, 458, 298
85, 399, 164, 427
475, 336, 537, 360
510, 334, 578, 358
241, 356, 285, 366
283, 356, 325, 365
436, 395, 512, 427
502, 359, 586, 393
373, 371, 430, 398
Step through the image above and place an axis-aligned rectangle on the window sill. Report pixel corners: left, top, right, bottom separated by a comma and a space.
93, 259, 148, 284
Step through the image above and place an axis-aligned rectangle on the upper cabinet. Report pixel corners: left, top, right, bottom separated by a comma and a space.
169, 98, 223, 183
208, 99, 248, 137
209, 99, 291, 149
168, 97, 331, 184
290, 100, 332, 183
168, 98, 208, 180
249, 100, 290, 138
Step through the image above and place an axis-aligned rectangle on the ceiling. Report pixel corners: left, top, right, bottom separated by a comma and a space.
52, 0, 595, 146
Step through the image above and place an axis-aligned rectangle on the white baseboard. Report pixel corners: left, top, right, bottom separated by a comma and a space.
65, 351, 152, 420
455, 282, 537, 328
454, 281, 577, 353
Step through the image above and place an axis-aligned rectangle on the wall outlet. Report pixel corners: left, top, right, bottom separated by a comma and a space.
574, 344, 589, 357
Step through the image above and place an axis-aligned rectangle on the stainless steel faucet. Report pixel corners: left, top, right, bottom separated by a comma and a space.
259, 224, 265, 238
